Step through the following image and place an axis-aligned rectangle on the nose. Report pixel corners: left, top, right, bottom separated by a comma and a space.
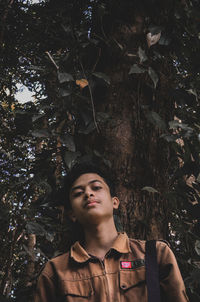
84, 187, 94, 199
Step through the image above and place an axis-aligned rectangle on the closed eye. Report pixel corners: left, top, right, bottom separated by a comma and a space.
92, 186, 102, 191
73, 191, 83, 197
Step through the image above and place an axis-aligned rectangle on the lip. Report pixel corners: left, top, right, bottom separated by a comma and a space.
84, 199, 100, 208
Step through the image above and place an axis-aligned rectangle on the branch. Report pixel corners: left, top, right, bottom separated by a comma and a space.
0, 0, 14, 49
45, 51, 59, 70
79, 60, 100, 133
92, 47, 101, 72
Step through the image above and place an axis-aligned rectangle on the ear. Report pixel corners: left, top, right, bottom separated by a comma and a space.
112, 197, 120, 209
67, 209, 77, 222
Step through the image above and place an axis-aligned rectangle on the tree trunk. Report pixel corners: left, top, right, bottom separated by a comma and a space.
25, 234, 36, 287
80, 1, 174, 240
90, 78, 171, 240
0, 228, 16, 296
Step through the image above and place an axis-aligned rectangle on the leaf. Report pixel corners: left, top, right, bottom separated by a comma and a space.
64, 151, 81, 169
153, 51, 162, 60
142, 186, 159, 193
146, 111, 166, 130
184, 268, 200, 289
148, 67, 159, 88
45, 232, 55, 242
31, 129, 50, 138
168, 120, 181, 129
187, 88, 198, 100
11, 103, 15, 111
169, 120, 193, 132
59, 88, 71, 97
98, 3, 106, 16
148, 25, 163, 35
90, 38, 99, 45
26, 221, 46, 235
37, 180, 52, 195
96, 112, 110, 122
93, 151, 111, 168
158, 35, 171, 46
80, 110, 93, 126
28, 65, 45, 71
76, 79, 89, 89
23, 244, 36, 260
129, 64, 146, 74
93, 150, 102, 157
61, 24, 71, 33
60, 134, 76, 152
138, 47, 148, 63
57, 71, 74, 83
103, 158, 112, 168
14, 109, 27, 115
32, 114, 45, 122
160, 134, 177, 142
147, 32, 161, 48
195, 240, 200, 256
78, 121, 96, 134
0, 294, 12, 301
147, 26, 162, 48
93, 72, 110, 85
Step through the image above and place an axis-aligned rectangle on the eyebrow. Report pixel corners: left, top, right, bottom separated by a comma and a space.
71, 180, 103, 192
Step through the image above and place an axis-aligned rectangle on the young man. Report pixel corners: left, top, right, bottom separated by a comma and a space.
34, 162, 189, 302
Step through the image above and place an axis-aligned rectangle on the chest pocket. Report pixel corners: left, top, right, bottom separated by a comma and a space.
120, 267, 146, 291
61, 279, 94, 299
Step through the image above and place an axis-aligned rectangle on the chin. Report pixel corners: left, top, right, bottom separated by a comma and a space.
81, 212, 111, 225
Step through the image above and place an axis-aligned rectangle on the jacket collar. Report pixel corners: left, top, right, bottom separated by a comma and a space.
70, 232, 131, 263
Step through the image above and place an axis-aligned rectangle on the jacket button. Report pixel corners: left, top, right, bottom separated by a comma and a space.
121, 285, 127, 289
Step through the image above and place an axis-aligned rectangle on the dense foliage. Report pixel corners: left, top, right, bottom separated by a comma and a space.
0, 0, 200, 301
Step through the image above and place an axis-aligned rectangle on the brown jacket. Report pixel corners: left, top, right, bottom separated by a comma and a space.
34, 233, 188, 302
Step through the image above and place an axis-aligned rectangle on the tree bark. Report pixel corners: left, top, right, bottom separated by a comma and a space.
80, 1, 174, 240
92, 77, 171, 240
0, 228, 16, 296
25, 234, 36, 287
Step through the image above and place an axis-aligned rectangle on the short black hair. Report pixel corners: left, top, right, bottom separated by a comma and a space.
63, 161, 116, 210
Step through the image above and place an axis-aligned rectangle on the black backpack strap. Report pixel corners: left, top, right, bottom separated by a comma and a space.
145, 240, 161, 302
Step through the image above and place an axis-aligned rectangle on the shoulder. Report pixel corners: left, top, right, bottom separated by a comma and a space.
129, 238, 146, 246
128, 236, 177, 267
156, 239, 170, 247
155, 240, 178, 266
128, 238, 146, 254
51, 251, 70, 262
40, 251, 70, 278
155, 239, 172, 254
128, 237, 170, 253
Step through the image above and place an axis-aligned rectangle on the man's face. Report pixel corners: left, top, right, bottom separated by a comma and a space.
69, 173, 119, 225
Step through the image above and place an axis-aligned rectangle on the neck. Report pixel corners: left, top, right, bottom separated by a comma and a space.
83, 217, 118, 259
